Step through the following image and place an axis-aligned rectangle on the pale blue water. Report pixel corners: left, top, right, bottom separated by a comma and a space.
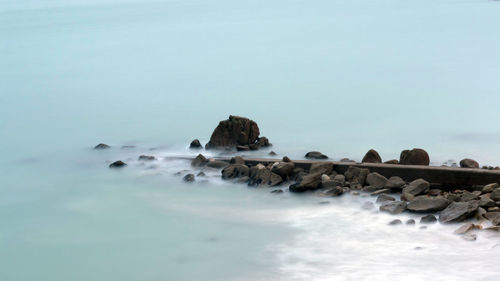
1, 0, 500, 280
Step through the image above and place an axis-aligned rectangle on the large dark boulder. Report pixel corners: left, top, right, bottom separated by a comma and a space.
402, 179, 430, 200
344, 166, 370, 186
248, 164, 282, 186
271, 162, 295, 180
491, 188, 500, 201
222, 164, 250, 179
305, 151, 328, 159
460, 158, 479, 169
439, 201, 479, 223
289, 173, 322, 192
189, 139, 202, 149
407, 196, 450, 213
205, 115, 261, 149
94, 143, 110, 149
362, 149, 382, 163
399, 148, 430, 166
183, 174, 195, 182
366, 172, 388, 189
109, 160, 126, 168
384, 176, 406, 190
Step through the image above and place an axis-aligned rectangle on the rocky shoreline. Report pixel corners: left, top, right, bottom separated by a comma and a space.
99, 115, 500, 240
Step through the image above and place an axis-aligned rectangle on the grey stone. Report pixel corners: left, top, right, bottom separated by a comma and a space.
482, 183, 499, 194
366, 172, 388, 189
491, 188, 500, 201
206, 159, 229, 169
344, 166, 370, 186
94, 143, 110, 149
384, 176, 405, 190
407, 196, 450, 213
371, 189, 391, 196
420, 214, 437, 224
305, 151, 328, 159
376, 194, 395, 203
389, 219, 402, 225
191, 154, 208, 167
460, 158, 479, 169
439, 201, 479, 223
183, 174, 195, 182
454, 223, 475, 235
484, 212, 500, 225
380, 201, 407, 214
222, 164, 250, 179
402, 179, 430, 198
189, 139, 202, 149
271, 162, 295, 180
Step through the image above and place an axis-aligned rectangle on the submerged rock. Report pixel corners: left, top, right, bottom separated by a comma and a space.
439, 201, 479, 223
268, 151, 277, 156
94, 143, 110, 149
459, 158, 479, 169
109, 160, 126, 168
454, 223, 476, 235
205, 115, 262, 149
305, 151, 328, 159
189, 139, 202, 149
399, 148, 429, 166
419, 214, 437, 224
380, 201, 407, 214
183, 174, 195, 182
191, 154, 208, 167
138, 155, 155, 161
389, 219, 403, 225
362, 149, 382, 163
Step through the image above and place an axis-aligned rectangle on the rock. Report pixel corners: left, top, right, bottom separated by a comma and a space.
289, 173, 323, 192
94, 143, 110, 149
384, 176, 406, 190
229, 156, 245, 165
197, 171, 206, 177
282, 156, 291, 162
321, 174, 330, 182
384, 159, 399, 164
376, 194, 395, 203
460, 158, 479, 169
206, 159, 229, 169
109, 160, 126, 168
271, 189, 283, 194
366, 172, 388, 189
428, 189, 442, 196
340, 158, 355, 163
352, 191, 360, 196
309, 162, 333, 175
249, 165, 282, 186
407, 196, 450, 212
205, 115, 262, 149
454, 223, 475, 235
380, 201, 407, 214
305, 151, 328, 159
484, 212, 500, 225
371, 189, 391, 196
362, 149, 382, 163
222, 164, 250, 179
183, 174, 195, 182
475, 207, 487, 220
399, 148, 430, 166
402, 179, 430, 199
489, 207, 500, 212
268, 151, 277, 156
446, 193, 461, 202
419, 215, 437, 224
362, 186, 377, 192
271, 162, 295, 180
189, 139, 202, 149
389, 219, 402, 225
459, 191, 480, 202
236, 145, 250, 151
191, 154, 208, 167
323, 186, 345, 197
121, 145, 135, 149
236, 176, 250, 183
406, 219, 416, 225
344, 166, 370, 186
491, 188, 500, 201
138, 155, 155, 161
255, 136, 271, 149
332, 174, 346, 186
321, 180, 336, 189
482, 183, 499, 194
439, 201, 479, 223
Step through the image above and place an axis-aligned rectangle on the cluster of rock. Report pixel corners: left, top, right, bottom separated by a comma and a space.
190, 115, 272, 151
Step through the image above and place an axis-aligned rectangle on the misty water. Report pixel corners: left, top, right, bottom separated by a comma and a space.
1, 0, 500, 280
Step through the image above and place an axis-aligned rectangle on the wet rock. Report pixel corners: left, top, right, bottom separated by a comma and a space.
309, 162, 333, 175
475, 207, 487, 220
371, 189, 391, 196
454, 223, 475, 235
362, 149, 382, 163
344, 166, 370, 186
189, 139, 202, 149
323, 186, 345, 197
271, 162, 295, 180
205, 115, 262, 149
236, 145, 250, 151
289, 173, 322, 192
305, 151, 328, 159
236, 176, 250, 183
420, 214, 437, 224
268, 151, 277, 156
380, 201, 407, 214
282, 156, 291, 162
446, 193, 461, 202
407, 196, 450, 213
206, 159, 229, 169
249, 165, 282, 186
362, 186, 378, 192
491, 188, 500, 201
460, 158, 479, 169
459, 191, 480, 202
191, 154, 208, 167
254, 136, 271, 149
384, 159, 399, 164
489, 207, 500, 212
484, 212, 500, 225
197, 171, 206, 177
138, 155, 155, 161
183, 174, 195, 182
366, 172, 388, 189
94, 143, 111, 149
402, 179, 430, 200
332, 174, 346, 186
389, 219, 402, 225
376, 194, 395, 203
222, 164, 250, 179
482, 183, 499, 194
439, 201, 479, 223
399, 148, 430, 166
109, 160, 126, 168
384, 176, 406, 191
352, 191, 360, 196
406, 219, 416, 225
271, 189, 283, 194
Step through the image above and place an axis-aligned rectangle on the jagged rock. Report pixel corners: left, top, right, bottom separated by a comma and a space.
402, 179, 430, 200
389, 219, 402, 225
305, 151, 328, 159
376, 194, 395, 203
439, 201, 479, 223
482, 183, 499, 194
460, 158, 479, 169
109, 160, 126, 168
407, 196, 449, 212
380, 201, 407, 214
344, 166, 370, 186
384, 176, 406, 190
229, 156, 245, 165
459, 191, 480, 202
420, 214, 437, 224
309, 162, 333, 175
454, 223, 475, 235
191, 154, 208, 167
362, 149, 382, 163
249, 165, 282, 186
271, 162, 295, 180
366, 172, 388, 189
371, 189, 390, 196
491, 188, 500, 201
399, 148, 430, 166
183, 174, 195, 182
189, 139, 202, 149
138, 155, 155, 161
289, 174, 322, 192
484, 212, 500, 225
94, 143, 110, 149
222, 164, 250, 179
384, 159, 399, 164
255, 136, 271, 149
205, 115, 261, 149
